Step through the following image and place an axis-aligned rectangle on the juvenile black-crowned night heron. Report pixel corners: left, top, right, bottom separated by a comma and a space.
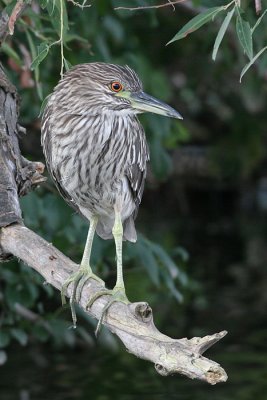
41, 62, 182, 329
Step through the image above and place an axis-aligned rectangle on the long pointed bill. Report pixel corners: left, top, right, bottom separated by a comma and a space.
117, 91, 183, 119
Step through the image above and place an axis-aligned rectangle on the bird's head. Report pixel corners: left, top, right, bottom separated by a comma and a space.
59, 62, 183, 119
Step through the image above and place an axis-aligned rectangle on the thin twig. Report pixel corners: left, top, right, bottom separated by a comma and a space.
8, 0, 28, 35
168, 0, 176, 11
114, 0, 186, 12
67, 0, 92, 8
60, 0, 64, 79
0, 0, 29, 43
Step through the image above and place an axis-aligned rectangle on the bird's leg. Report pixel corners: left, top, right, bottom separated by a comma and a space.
87, 209, 129, 336
61, 216, 104, 327
112, 209, 128, 298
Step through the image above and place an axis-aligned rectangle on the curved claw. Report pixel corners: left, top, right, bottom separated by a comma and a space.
61, 267, 105, 328
87, 286, 129, 336
76, 273, 104, 303
86, 289, 111, 309
61, 270, 84, 306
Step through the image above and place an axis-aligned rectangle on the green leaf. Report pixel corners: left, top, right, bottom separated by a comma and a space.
10, 329, 28, 346
251, 9, 267, 34
49, 0, 69, 39
167, 6, 224, 44
64, 33, 88, 44
212, 7, 235, 61
0, 332, 10, 348
160, 268, 183, 302
31, 42, 50, 70
1, 42, 22, 66
240, 46, 267, 82
63, 58, 72, 71
136, 240, 160, 286
0, 351, 7, 366
25, 30, 37, 69
236, 14, 253, 60
32, 325, 50, 342
25, 30, 44, 100
46, 0, 56, 16
150, 242, 178, 278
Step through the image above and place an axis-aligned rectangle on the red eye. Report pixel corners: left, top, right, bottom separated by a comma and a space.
111, 81, 123, 92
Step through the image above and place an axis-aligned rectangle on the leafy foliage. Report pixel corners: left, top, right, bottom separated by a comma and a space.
1, 0, 267, 375
168, 6, 226, 43
168, 1, 267, 80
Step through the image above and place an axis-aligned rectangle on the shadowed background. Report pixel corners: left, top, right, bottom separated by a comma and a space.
1, 0, 267, 399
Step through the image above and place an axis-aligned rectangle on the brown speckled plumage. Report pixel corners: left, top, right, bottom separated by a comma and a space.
40, 62, 182, 328
41, 62, 149, 242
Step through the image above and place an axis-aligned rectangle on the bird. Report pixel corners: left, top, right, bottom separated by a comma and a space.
41, 62, 182, 330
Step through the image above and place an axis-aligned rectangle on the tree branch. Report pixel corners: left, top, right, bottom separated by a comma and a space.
0, 223, 228, 384
0, 64, 45, 234
0, 1, 29, 44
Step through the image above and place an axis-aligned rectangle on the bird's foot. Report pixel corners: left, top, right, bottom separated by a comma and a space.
87, 285, 129, 336
61, 266, 104, 328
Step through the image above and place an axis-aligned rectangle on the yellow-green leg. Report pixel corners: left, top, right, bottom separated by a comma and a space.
87, 209, 129, 335
61, 216, 104, 327
112, 208, 128, 295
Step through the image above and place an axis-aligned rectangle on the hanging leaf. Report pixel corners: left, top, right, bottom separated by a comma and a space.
212, 7, 235, 61
251, 9, 267, 34
63, 58, 72, 71
167, 6, 224, 44
0, 332, 10, 348
10, 329, 28, 346
31, 43, 50, 70
236, 14, 253, 60
26, 31, 37, 75
1, 42, 22, 66
45, 0, 57, 16
25, 30, 44, 99
161, 269, 183, 302
240, 46, 267, 82
136, 240, 160, 286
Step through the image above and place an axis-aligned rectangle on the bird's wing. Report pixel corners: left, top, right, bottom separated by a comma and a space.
126, 131, 150, 219
41, 107, 80, 215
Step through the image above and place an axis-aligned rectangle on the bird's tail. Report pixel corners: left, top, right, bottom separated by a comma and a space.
96, 216, 137, 242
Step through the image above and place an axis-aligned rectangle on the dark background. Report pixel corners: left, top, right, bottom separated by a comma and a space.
1, 1, 267, 399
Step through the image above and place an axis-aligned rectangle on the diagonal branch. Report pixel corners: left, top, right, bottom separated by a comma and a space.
0, 223, 228, 384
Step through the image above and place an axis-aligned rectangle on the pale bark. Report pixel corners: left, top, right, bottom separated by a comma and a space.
0, 224, 227, 384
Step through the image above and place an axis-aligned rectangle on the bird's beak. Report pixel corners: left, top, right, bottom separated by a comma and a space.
117, 91, 183, 119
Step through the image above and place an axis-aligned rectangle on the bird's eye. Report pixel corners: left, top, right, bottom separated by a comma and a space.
110, 81, 123, 92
